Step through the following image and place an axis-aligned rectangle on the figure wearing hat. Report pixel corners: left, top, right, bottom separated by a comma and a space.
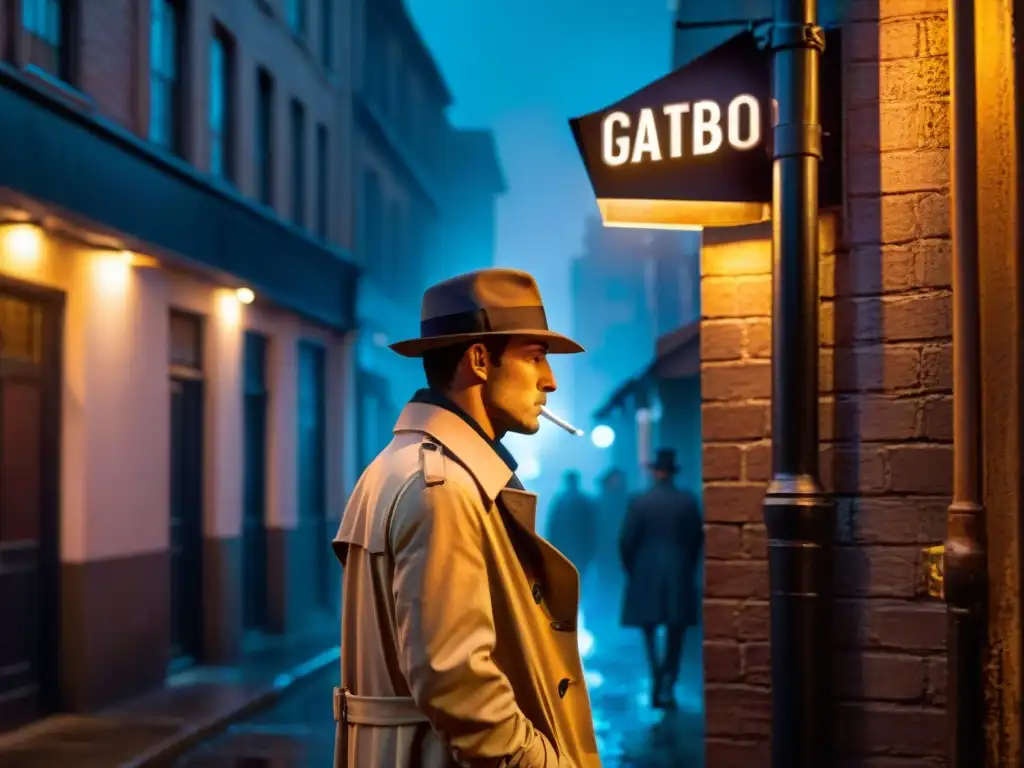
619, 448, 704, 710
332, 269, 601, 767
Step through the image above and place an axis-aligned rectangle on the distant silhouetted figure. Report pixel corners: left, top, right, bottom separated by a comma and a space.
591, 467, 629, 636
545, 470, 598, 580
619, 448, 703, 710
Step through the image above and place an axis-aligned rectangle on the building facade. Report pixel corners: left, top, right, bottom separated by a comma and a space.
0, 0, 359, 731
350, 0, 507, 471
672, 1, 958, 764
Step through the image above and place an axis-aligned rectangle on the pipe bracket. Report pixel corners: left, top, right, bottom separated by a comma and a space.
920, 544, 945, 600
768, 22, 826, 53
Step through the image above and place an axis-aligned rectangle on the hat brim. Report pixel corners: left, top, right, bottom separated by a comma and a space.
389, 330, 584, 358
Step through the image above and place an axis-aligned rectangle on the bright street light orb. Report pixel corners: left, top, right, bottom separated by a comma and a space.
591, 424, 615, 449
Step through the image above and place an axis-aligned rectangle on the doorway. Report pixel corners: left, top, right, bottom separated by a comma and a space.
242, 332, 269, 633
297, 340, 328, 610
0, 284, 61, 732
168, 311, 204, 665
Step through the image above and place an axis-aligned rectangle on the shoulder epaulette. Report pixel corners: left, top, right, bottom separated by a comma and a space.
419, 440, 446, 486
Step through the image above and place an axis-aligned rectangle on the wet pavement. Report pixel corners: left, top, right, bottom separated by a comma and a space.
174, 614, 705, 767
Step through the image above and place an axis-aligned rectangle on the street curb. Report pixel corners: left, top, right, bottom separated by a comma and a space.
117, 646, 341, 768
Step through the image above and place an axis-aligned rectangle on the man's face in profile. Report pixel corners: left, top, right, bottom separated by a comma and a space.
482, 337, 556, 435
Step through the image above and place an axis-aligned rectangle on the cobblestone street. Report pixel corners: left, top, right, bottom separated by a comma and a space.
174, 617, 704, 767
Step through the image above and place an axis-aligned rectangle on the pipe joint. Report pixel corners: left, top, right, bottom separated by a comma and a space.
943, 502, 987, 608
773, 122, 822, 160
768, 22, 825, 53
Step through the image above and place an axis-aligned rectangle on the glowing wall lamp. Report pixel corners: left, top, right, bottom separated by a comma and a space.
235, 287, 255, 305
591, 425, 615, 449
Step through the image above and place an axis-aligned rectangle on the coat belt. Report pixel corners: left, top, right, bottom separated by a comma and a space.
333, 687, 429, 768
333, 686, 428, 726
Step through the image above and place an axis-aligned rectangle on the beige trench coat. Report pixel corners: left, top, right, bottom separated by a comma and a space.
333, 402, 601, 768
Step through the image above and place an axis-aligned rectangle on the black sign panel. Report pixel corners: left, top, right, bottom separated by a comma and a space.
570, 30, 843, 229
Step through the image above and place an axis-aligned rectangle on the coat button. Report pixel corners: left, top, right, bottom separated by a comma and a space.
532, 583, 543, 604
551, 620, 575, 632
558, 678, 570, 698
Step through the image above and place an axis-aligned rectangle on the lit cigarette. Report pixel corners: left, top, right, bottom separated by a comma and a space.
540, 406, 584, 437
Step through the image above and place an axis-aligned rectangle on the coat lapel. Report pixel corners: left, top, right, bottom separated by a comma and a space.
498, 488, 580, 626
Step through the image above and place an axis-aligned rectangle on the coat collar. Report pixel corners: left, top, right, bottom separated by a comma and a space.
393, 402, 513, 502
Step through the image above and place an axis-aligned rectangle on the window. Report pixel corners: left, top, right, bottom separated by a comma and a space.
150, 0, 183, 153
319, 0, 331, 69
315, 123, 328, 239
286, 0, 306, 37
209, 24, 235, 181
290, 99, 306, 227
255, 68, 274, 206
360, 168, 382, 271
22, 0, 70, 81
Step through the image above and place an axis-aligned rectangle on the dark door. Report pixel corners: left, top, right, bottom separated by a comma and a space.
297, 341, 328, 609
0, 288, 59, 732
242, 332, 268, 632
168, 311, 204, 664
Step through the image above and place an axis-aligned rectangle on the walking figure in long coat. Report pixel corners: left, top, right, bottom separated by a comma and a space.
619, 448, 703, 710
545, 470, 597, 577
333, 269, 601, 767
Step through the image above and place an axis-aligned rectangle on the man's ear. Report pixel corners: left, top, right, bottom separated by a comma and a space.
468, 342, 489, 381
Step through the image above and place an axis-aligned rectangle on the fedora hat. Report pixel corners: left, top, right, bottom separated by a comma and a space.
649, 448, 681, 473
390, 268, 585, 357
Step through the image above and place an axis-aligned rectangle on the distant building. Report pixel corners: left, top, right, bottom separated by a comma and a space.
431, 127, 508, 283
571, 217, 700, 457
351, 0, 506, 471
0, 0, 360, 730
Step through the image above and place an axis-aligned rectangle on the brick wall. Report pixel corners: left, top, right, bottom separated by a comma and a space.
700, 1, 952, 765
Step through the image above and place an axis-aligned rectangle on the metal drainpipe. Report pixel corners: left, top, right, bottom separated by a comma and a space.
762, 0, 834, 765
942, 0, 987, 764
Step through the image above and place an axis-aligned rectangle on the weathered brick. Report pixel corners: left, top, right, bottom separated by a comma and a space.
834, 600, 947, 652
845, 496, 948, 545
703, 484, 765, 523
925, 656, 946, 705
705, 641, 742, 682
704, 444, 742, 481
737, 600, 770, 640
701, 320, 743, 361
832, 344, 921, 392
917, 191, 950, 238
705, 685, 771, 738
848, 149, 949, 196
704, 599, 739, 639
846, 0, 947, 21
703, 361, 771, 400
702, 403, 768, 441
706, 738, 770, 767
880, 17, 948, 61
703, 277, 739, 317
705, 561, 770, 599
705, 523, 742, 559
833, 292, 951, 345
920, 395, 952, 441
820, 445, 888, 494
78, 0, 136, 128
832, 395, 919, 442
741, 524, 767, 559
889, 445, 953, 494
834, 545, 922, 598
741, 642, 770, 686
920, 343, 952, 391
847, 102, 949, 154
836, 703, 945, 756
735, 276, 771, 316
835, 652, 927, 702
701, 238, 771, 277
743, 442, 771, 482
744, 318, 771, 358
848, 194, 918, 245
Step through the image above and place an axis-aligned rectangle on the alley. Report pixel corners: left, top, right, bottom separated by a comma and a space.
173, 618, 703, 767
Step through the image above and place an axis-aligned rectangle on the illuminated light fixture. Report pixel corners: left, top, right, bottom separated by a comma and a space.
3, 223, 43, 264
118, 250, 160, 268
596, 198, 769, 230
591, 425, 615, 449
236, 287, 255, 305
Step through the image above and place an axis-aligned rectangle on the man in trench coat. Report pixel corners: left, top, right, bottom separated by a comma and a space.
619, 448, 703, 710
333, 268, 601, 767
